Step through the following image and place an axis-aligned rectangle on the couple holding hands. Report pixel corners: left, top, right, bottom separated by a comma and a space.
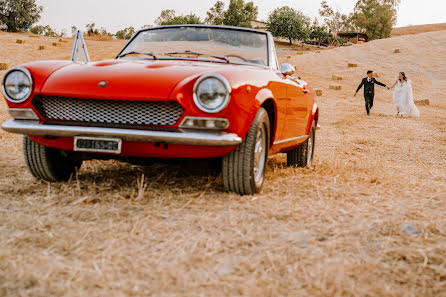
354, 70, 420, 117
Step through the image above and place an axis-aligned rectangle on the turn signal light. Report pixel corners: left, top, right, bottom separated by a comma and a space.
180, 117, 229, 130
8, 108, 40, 120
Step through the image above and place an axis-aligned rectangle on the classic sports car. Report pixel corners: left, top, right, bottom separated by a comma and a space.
1, 25, 319, 195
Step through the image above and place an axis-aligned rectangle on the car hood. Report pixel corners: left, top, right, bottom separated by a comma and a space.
41, 59, 233, 100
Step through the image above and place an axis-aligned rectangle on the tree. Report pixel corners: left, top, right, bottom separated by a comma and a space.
0, 0, 42, 32
155, 9, 176, 26
310, 19, 333, 45
155, 9, 202, 26
319, 0, 355, 33
352, 0, 400, 40
99, 27, 112, 36
267, 6, 311, 44
205, 1, 225, 25
165, 14, 202, 25
115, 26, 135, 40
319, 0, 400, 40
86, 22, 99, 35
71, 26, 78, 35
223, 0, 258, 28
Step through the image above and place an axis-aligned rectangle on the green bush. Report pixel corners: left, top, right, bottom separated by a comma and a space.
116, 27, 135, 40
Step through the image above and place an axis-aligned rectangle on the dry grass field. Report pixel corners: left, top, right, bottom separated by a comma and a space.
391, 22, 446, 36
0, 28, 445, 297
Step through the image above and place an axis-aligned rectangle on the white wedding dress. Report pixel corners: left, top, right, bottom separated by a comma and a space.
393, 80, 420, 117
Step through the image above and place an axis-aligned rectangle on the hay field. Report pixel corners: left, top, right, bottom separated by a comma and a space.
392, 22, 446, 36
0, 29, 445, 297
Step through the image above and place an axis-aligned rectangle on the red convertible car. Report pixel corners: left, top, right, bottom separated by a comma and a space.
1, 25, 319, 195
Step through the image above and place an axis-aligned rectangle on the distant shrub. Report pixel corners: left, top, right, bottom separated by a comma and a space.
155, 10, 202, 26
86, 22, 99, 36
115, 27, 135, 40
30, 24, 58, 37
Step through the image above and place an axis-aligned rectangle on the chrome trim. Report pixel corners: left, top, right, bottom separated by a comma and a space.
8, 108, 40, 120
1, 120, 242, 147
71, 30, 90, 63
280, 64, 296, 76
253, 121, 267, 184
269, 33, 278, 70
179, 116, 230, 130
193, 73, 231, 113
1, 66, 33, 103
273, 135, 309, 145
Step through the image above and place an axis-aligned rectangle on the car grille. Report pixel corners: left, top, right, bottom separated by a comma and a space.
35, 96, 184, 126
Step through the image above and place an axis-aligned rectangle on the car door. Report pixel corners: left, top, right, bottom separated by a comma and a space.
268, 77, 289, 142
282, 77, 310, 139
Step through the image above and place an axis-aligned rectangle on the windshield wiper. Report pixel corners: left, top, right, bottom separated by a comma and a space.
118, 51, 158, 60
165, 50, 229, 63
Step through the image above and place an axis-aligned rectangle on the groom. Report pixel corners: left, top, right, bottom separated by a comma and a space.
354, 70, 389, 115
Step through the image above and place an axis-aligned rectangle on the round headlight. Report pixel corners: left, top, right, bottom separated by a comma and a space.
193, 74, 231, 113
2, 67, 33, 103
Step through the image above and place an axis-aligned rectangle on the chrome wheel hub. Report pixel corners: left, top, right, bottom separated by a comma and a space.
307, 129, 314, 166
253, 125, 266, 184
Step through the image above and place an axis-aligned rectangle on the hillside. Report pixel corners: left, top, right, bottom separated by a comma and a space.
0, 30, 445, 296
392, 22, 446, 36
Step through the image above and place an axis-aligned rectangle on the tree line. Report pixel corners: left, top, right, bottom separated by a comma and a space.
0, 0, 400, 42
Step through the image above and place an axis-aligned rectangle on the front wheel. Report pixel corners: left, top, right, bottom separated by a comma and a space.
222, 108, 270, 195
286, 120, 316, 168
23, 136, 82, 182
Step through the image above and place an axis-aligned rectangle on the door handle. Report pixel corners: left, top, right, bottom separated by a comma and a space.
303, 89, 309, 94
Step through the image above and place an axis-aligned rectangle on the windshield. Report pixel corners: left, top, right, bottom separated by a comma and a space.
118, 27, 269, 67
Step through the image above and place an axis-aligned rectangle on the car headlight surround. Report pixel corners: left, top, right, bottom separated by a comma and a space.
193, 73, 231, 113
1, 67, 33, 103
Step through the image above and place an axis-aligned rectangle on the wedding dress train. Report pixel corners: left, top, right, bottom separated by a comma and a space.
393, 80, 420, 117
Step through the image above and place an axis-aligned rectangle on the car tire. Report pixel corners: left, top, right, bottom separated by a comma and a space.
286, 120, 316, 168
222, 108, 270, 195
23, 136, 82, 182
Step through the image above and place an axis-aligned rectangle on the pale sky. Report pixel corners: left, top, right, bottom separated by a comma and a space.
36, 0, 446, 34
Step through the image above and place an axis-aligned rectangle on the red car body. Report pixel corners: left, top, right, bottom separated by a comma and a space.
2, 25, 319, 194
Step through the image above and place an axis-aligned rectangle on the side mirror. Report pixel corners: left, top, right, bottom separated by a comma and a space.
280, 63, 295, 76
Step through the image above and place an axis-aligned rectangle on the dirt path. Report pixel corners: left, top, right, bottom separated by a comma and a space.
0, 31, 445, 296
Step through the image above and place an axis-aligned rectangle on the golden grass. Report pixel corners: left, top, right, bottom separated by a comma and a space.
0, 30, 445, 296
392, 22, 446, 36
84, 33, 114, 41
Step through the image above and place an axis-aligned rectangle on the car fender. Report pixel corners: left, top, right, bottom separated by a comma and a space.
255, 88, 277, 140
3, 60, 72, 108
306, 102, 319, 134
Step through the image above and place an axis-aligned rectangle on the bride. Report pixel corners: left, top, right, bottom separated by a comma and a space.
389, 72, 420, 117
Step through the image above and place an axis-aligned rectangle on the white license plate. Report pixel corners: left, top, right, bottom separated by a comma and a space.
74, 137, 122, 154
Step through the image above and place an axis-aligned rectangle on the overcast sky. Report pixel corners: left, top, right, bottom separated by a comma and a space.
36, 0, 446, 34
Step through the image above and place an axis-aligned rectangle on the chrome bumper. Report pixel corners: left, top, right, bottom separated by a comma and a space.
1, 120, 242, 147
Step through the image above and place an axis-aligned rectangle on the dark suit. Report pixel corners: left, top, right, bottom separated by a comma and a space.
356, 77, 387, 114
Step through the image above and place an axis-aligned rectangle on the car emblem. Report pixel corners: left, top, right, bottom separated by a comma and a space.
98, 80, 108, 88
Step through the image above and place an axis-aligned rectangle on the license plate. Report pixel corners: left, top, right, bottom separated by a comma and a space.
74, 137, 122, 154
